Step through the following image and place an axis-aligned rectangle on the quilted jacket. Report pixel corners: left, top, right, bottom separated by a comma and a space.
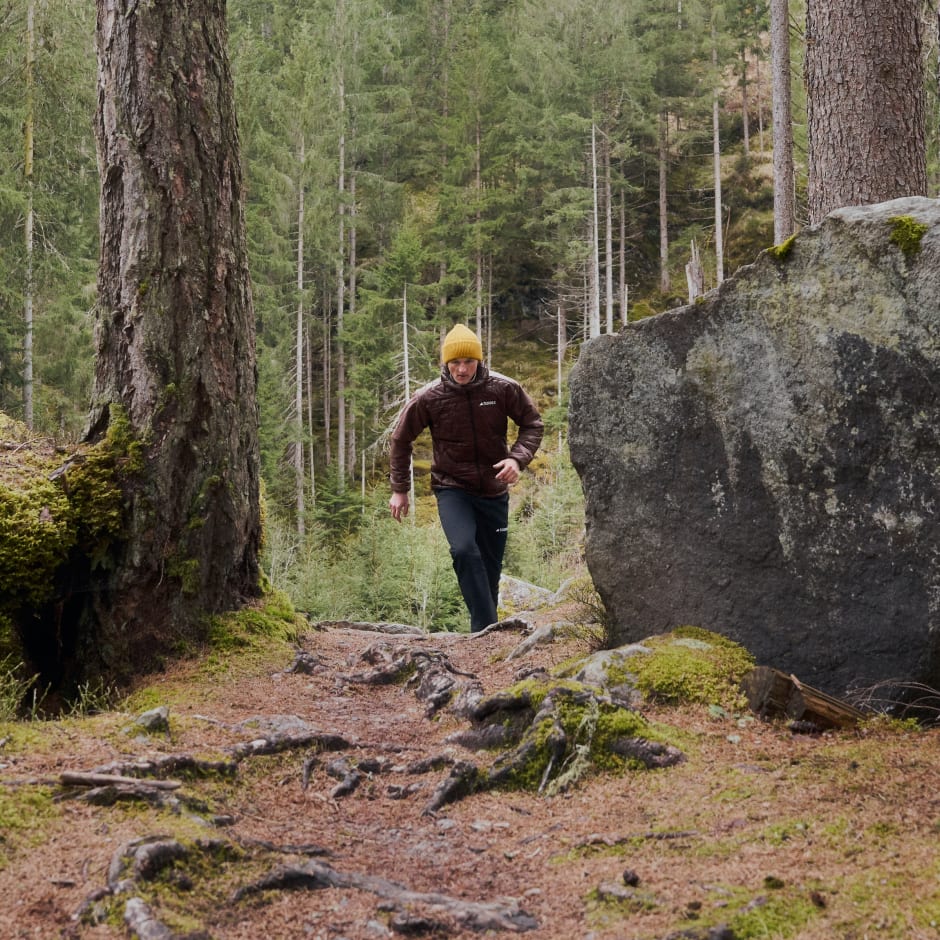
389, 364, 543, 497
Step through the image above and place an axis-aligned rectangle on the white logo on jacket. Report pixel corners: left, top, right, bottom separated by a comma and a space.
479, 400, 497, 406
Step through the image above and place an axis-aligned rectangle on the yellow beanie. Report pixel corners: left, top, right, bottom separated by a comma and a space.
441, 324, 483, 364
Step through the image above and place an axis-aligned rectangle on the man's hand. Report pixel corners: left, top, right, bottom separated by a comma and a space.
389, 490, 410, 521
493, 457, 521, 485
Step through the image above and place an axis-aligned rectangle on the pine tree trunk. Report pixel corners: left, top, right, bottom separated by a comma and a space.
805, 0, 927, 224
658, 110, 670, 295
619, 195, 627, 327
336, 80, 347, 488
770, 0, 795, 242
347, 171, 357, 480
589, 123, 601, 337
740, 47, 750, 157
295, 143, 306, 537
322, 301, 332, 466
23, 0, 35, 430
88, 0, 261, 675
603, 132, 614, 335
305, 324, 316, 506
712, 29, 725, 285
755, 51, 765, 155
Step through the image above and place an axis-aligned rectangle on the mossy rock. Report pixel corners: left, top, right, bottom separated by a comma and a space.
622, 626, 755, 710
557, 626, 754, 712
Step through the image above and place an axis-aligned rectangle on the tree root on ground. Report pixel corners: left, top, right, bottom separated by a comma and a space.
343, 642, 480, 717
231, 857, 539, 933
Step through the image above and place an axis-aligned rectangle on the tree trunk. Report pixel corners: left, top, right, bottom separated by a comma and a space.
712, 28, 724, 286
603, 130, 614, 334
401, 285, 415, 522
755, 50, 765, 155
88, 0, 261, 675
769, 0, 795, 242
658, 111, 670, 295
294, 142, 306, 538
336, 71, 347, 489
619, 194, 627, 327
347, 170, 357, 480
23, 0, 35, 430
305, 324, 316, 506
322, 298, 332, 466
589, 123, 601, 338
805, 0, 927, 225
740, 46, 750, 157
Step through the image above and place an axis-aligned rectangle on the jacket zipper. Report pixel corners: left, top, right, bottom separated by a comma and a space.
465, 390, 484, 494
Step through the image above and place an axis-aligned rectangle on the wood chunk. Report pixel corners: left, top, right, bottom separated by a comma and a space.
743, 666, 867, 728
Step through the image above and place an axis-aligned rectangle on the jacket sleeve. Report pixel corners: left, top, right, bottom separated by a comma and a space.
506, 384, 543, 469
389, 395, 428, 493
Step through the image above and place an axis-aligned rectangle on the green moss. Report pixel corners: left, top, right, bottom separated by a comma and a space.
204, 590, 303, 657
91, 835, 249, 935
767, 233, 797, 262
629, 300, 659, 321
167, 557, 201, 596
0, 407, 142, 618
889, 215, 928, 258
0, 786, 56, 868
0, 479, 73, 607
585, 883, 660, 926
625, 626, 755, 710
725, 890, 818, 938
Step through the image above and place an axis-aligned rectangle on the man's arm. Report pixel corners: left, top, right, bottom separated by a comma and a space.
507, 384, 544, 469
388, 393, 428, 518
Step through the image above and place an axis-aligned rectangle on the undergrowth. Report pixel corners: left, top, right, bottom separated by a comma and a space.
266, 440, 588, 632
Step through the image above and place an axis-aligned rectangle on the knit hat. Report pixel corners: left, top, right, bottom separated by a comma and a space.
441, 324, 483, 364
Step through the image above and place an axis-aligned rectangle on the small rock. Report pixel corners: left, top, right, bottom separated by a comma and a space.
128, 706, 170, 736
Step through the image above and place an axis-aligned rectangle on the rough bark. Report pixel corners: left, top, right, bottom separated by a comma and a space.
87, 0, 261, 676
805, 0, 927, 225
770, 0, 795, 242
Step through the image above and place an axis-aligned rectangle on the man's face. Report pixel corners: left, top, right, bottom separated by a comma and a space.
447, 358, 479, 385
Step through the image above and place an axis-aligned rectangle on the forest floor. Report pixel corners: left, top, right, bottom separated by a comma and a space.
1, 602, 939, 940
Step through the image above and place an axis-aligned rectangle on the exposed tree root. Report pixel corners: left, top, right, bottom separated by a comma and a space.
231, 858, 539, 933
123, 897, 181, 940
422, 760, 482, 815
229, 729, 352, 759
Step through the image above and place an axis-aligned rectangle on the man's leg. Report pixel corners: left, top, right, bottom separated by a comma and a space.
473, 493, 509, 611
435, 488, 499, 631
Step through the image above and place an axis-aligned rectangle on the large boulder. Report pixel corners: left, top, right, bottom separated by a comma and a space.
569, 197, 940, 701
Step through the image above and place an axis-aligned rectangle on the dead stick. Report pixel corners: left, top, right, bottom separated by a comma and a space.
59, 772, 181, 790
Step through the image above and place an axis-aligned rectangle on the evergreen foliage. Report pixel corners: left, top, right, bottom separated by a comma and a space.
0, 0, 935, 621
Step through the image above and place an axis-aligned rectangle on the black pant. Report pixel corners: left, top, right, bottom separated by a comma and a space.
435, 488, 509, 632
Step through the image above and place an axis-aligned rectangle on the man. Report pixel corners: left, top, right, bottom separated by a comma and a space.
389, 324, 543, 632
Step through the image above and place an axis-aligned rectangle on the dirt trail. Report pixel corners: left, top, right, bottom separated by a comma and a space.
1, 620, 938, 940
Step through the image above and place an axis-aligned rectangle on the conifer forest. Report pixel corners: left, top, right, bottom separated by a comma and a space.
1, 0, 938, 628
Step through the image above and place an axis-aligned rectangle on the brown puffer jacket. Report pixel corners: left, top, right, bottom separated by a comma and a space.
389, 364, 543, 497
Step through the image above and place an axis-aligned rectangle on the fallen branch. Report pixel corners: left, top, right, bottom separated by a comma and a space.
576, 830, 699, 849
60, 772, 181, 790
